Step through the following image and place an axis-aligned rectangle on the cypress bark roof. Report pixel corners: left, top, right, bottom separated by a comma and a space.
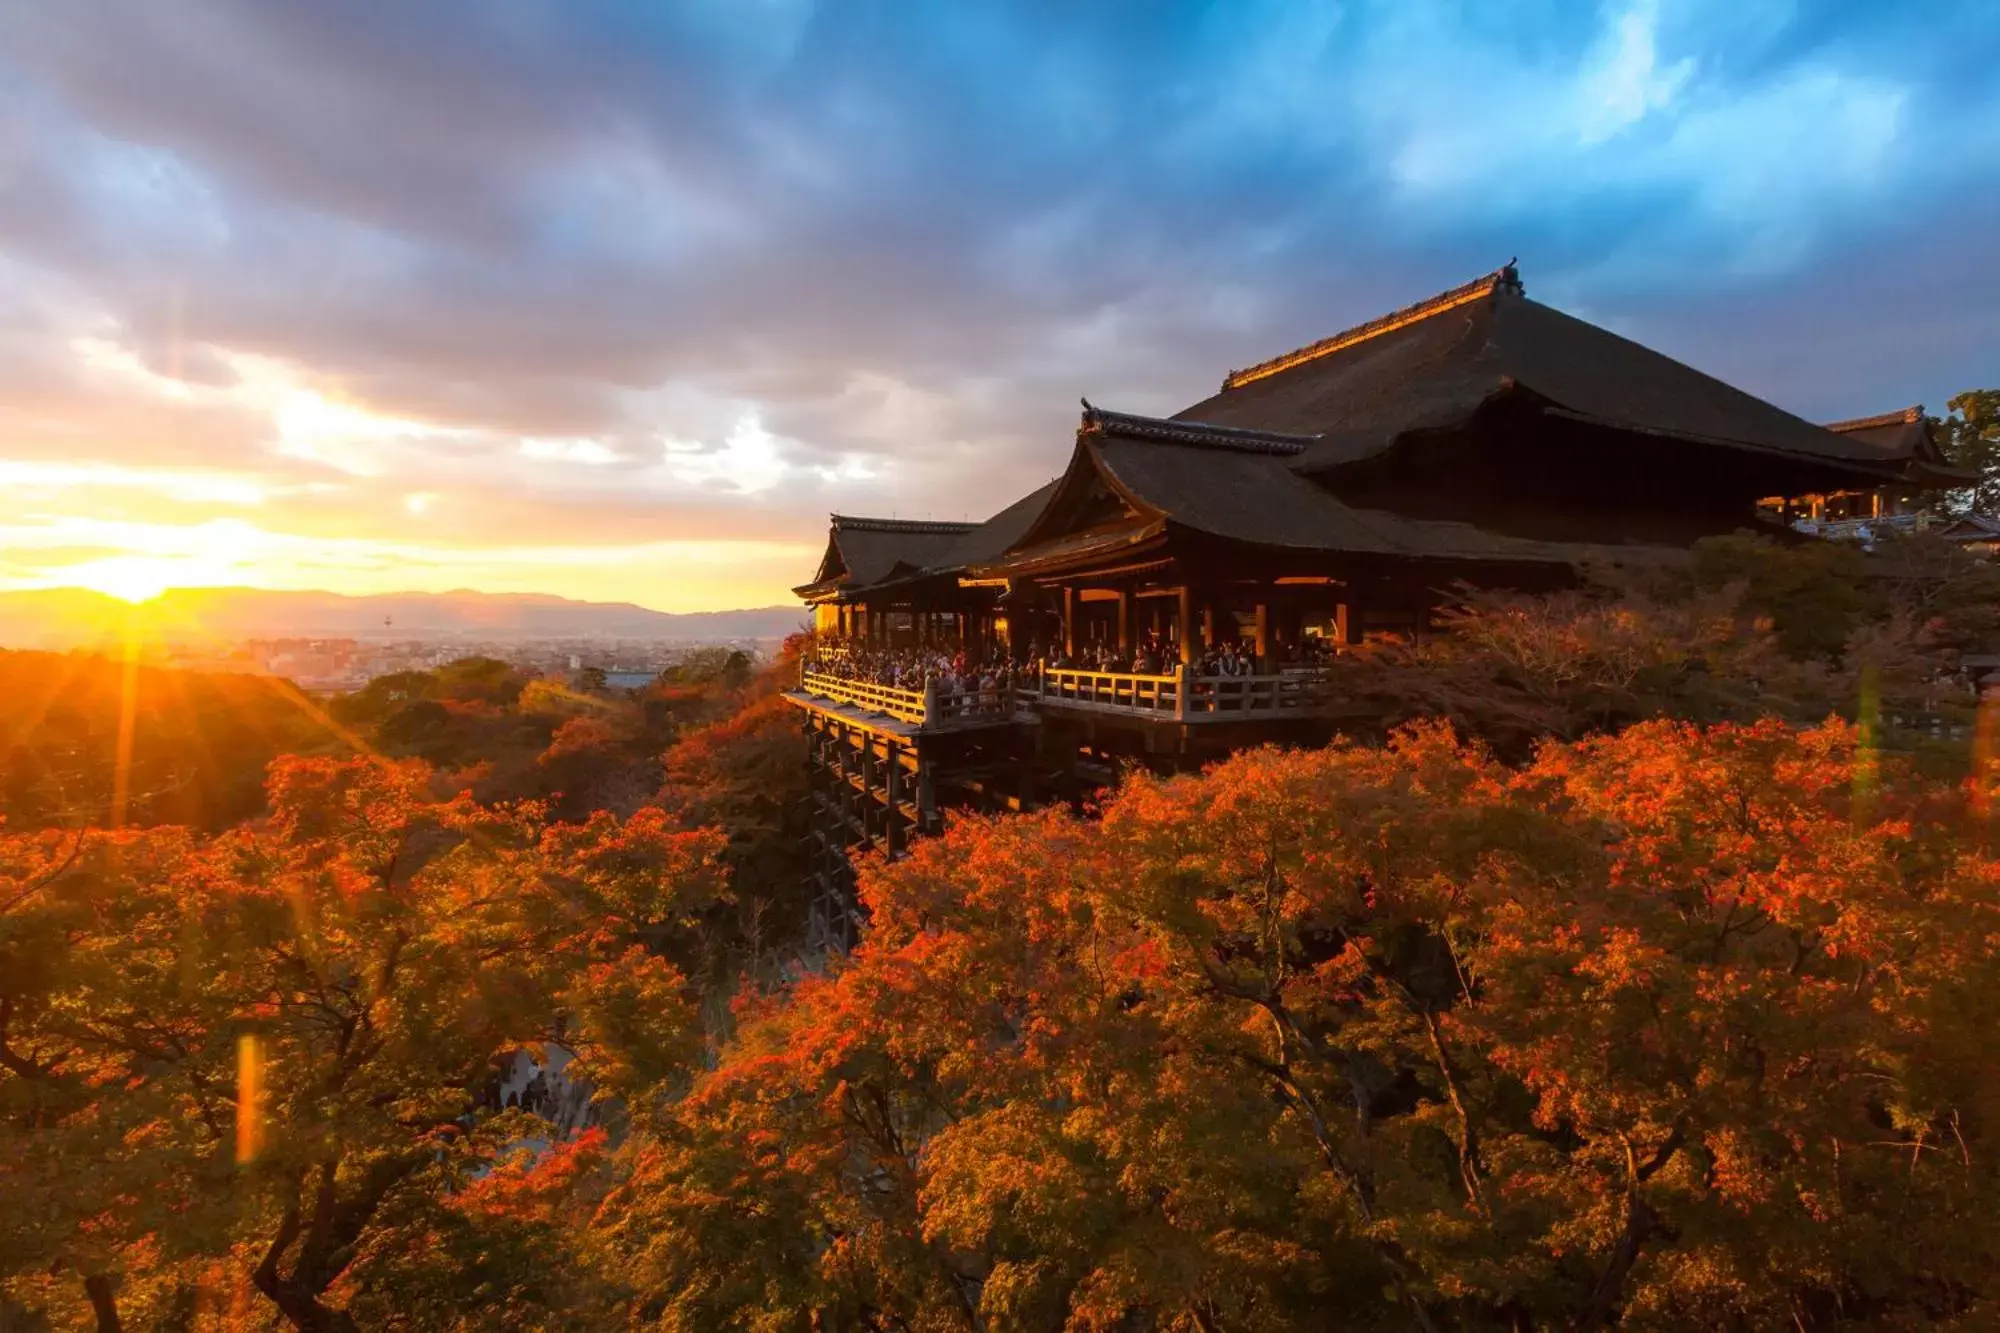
793, 487, 1062, 600
794, 515, 979, 599
1825, 405, 1942, 461
1175, 264, 1920, 475
980, 406, 1688, 573
798, 264, 1956, 600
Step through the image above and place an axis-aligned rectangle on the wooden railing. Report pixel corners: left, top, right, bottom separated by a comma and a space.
1035, 668, 1184, 714
1792, 512, 1929, 541
800, 664, 1333, 727
798, 668, 1016, 728
1032, 667, 1332, 721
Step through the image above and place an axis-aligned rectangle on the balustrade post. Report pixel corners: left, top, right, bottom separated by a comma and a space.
923, 672, 938, 726
1175, 663, 1190, 721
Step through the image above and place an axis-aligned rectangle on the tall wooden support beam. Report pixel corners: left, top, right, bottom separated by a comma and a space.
1177, 585, 1198, 664
1254, 601, 1271, 670
1115, 590, 1130, 652
884, 741, 901, 858
1336, 598, 1361, 646
1062, 586, 1077, 658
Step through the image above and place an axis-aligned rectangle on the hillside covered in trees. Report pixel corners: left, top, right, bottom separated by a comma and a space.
6, 537, 2000, 1330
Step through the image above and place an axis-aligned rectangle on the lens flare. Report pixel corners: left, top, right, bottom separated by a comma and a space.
109, 628, 141, 829
236, 1034, 264, 1164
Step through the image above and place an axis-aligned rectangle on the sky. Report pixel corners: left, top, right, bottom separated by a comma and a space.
1, 0, 1997, 612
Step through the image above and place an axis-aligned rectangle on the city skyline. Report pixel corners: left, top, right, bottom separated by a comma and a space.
3, 0, 1998, 612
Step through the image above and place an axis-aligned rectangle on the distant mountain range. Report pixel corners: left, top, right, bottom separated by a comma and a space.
0, 587, 809, 647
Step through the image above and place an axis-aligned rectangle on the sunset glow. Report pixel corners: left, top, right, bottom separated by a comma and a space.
3, 5, 1999, 1328
2, 2, 1991, 615
65, 558, 176, 605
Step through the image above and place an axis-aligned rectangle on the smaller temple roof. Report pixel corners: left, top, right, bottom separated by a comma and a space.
793, 514, 978, 600
1826, 405, 1941, 461
1823, 406, 1974, 487
792, 486, 1066, 601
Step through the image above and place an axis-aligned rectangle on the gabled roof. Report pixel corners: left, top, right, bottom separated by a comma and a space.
936, 479, 1062, 569
1826, 405, 1944, 462
1175, 263, 1916, 479
982, 406, 1687, 574
793, 515, 978, 599
1933, 511, 2000, 542
792, 486, 1068, 600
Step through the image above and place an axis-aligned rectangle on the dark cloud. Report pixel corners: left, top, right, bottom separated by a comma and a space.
0, 0, 1996, 604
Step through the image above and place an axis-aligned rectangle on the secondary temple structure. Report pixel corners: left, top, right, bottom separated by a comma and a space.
785, 263, 1966, 949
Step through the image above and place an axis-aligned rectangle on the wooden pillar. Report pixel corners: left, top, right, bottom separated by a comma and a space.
1177, 585, 1199, 665
1114, 590, 1130, 653
1062, 586, 1076, 658
1337, 597, 1362, 646
1254, 601, 1271, 671
885, 741, 900, 858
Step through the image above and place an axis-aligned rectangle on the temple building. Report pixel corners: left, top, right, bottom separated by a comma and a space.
1765, 406, 1961, 539
785, 262, 1966, 948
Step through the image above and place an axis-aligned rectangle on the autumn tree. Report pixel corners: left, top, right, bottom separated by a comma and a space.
1334, 533, 1998, 758
656, 692, 810, 971
601, 720, 2000, 1329
0, 757, 727, 1331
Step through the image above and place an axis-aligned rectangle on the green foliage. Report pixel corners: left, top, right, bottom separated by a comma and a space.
431, 657, 528, 707
1940, 388, 2000, 514
1682, 532, 1879, 657
657, 645, 753, 690
0, 649, 325, 830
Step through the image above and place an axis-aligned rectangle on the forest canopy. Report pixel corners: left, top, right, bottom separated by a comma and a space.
5, 544, 2000, 1330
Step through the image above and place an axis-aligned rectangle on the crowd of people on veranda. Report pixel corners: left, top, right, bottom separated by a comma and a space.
806, 629, 1340, 695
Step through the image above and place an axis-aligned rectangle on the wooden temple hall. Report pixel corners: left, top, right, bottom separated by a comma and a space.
783, 262, 1962, 947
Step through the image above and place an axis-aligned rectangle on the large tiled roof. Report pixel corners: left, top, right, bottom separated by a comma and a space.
799, 265, 1956, 599
982, 406, 1688, 572
936, 480, 1062, 569
1175, 264, 1917, 477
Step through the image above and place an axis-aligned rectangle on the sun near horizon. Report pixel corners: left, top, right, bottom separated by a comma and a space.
63, 559, 176, 606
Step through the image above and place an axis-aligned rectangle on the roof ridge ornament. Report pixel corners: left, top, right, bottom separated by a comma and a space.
1081, 405, 1318, 455
1825, 404, 1927, 433
829, 514, 981, 534
1220, 261, 1523, 392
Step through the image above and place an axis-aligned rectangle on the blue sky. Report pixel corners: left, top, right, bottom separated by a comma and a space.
1, 0, 1996, 608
